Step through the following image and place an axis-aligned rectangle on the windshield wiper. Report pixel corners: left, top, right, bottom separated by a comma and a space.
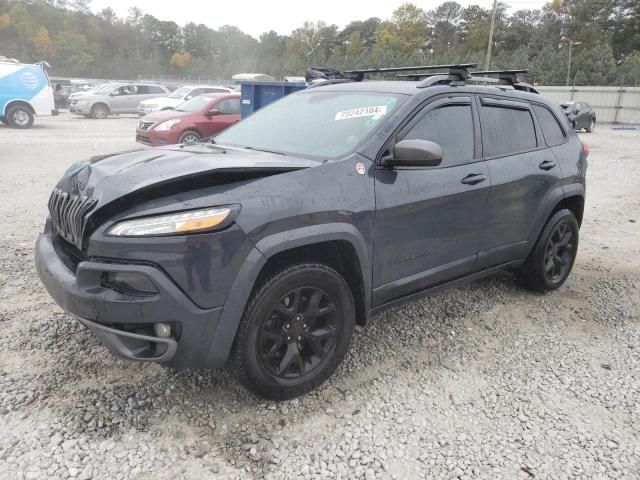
241, 146, 285, 155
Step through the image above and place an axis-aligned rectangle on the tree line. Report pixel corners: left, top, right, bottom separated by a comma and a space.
0, 0, 639, 86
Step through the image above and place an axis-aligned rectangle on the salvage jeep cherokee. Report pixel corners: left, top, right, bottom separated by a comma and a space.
35, 65, 588, 400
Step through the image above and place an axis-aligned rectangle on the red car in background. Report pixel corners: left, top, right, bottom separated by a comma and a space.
136, 92, 240, 146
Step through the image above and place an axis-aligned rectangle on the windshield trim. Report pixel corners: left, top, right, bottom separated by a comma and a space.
213, 90, 410, 162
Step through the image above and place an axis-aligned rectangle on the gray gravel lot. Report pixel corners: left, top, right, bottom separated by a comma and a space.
0, 114, 639, 480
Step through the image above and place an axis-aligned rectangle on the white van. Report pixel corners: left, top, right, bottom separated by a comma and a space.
0, 59, 56, 128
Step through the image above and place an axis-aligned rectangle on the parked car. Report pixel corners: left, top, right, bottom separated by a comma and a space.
67, 83, 112, 101
70, 83, 172, 119
1, 59, 56, 128
137, 85, 233, 115
35, 65, 587, 400
561, 101, 596, 132
136, 92, 240, 146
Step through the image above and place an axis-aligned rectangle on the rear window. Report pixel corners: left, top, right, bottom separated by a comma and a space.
533, 105, 565, 146
481, 106, 537, 157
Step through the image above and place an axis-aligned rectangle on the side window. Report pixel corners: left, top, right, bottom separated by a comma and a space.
188, 88, 204, 99
402, 104, 475, 166
135, 85, 150, 94
147, 86, 166, 94
533, 105, 566, 146
216, 98, 241, 115
480, 105, 537, 157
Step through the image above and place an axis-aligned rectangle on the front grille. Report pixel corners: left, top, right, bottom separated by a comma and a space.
48, 188, 97, 250
138, 120, 155, 130
136, 134, 152, 144
51, 234, 86, 273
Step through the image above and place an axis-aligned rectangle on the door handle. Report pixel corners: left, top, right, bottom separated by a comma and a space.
461, 173, 486, 185
539, 159, 557, 170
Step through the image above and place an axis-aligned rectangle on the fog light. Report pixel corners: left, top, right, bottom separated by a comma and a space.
103, 272, 158, 295
154, 322, 172, 338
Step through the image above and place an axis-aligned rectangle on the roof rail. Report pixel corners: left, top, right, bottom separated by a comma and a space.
470, 69, 539, 94
344, 64, 477, 82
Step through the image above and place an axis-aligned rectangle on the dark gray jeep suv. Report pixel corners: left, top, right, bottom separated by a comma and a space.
35, 65, 588, 399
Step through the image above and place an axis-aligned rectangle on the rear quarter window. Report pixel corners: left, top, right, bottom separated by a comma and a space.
480, 105, 537, 157
533, 105, 566, 146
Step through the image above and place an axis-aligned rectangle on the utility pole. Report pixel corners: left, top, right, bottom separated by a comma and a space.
565, 40, 581, 86
484, 0, 498, 71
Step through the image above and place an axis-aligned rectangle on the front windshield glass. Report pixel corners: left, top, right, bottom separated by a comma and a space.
168, 87, 190, 99
176, 95, 214, 112
214, 91, 405, 158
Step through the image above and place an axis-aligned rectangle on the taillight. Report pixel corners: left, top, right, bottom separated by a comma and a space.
582, 141, 589, 157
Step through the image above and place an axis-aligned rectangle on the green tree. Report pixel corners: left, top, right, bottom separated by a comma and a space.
53, 31, 94, 74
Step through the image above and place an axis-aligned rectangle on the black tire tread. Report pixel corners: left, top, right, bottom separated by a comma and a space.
516, 208, 579, 293
6, 105, 34, 129
228, 262, 354, 400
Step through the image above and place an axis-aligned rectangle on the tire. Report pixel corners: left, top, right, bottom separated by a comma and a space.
6, 105, 34, 129
90, 103, 109, 119
228, 263, 356, 400
178, 130, 201, 143
586, 118, 595, 133
516, 209, 579, 293
0, 116, 7, 125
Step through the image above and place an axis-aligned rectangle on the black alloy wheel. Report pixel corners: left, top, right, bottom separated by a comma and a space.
259, 287, 337, 379
543, 222, 574, 282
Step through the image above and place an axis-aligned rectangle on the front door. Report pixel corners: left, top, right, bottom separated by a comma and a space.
373, 97, 490, 306
198, 97, 241, 137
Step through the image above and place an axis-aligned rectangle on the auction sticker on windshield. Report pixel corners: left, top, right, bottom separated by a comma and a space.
335, 106, 387, 121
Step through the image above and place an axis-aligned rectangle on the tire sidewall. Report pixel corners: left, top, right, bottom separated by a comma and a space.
232, 264, 355, 398
7, 106, 34, 129
91, 103, 109, 119
179, 130, 200, 143
531, 209, 579, 290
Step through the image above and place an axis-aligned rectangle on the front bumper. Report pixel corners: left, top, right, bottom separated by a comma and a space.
35, 232, 223, 368
70, 104, 89, 115
135, 128, 176, 146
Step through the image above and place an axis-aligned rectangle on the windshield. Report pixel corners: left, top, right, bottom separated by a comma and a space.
176, 95, 214, 112
214, 91, 404, 158
168, 87, 190, 99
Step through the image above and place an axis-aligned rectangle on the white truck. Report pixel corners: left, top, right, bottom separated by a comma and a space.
0, 59, 56, 128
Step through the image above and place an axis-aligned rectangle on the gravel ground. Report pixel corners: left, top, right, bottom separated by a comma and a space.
0, 114, 639, 480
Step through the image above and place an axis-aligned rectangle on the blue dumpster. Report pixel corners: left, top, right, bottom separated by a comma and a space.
236, 81, 306, 118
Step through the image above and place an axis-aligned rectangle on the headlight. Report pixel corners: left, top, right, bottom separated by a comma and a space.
107, 207, 231, 236
154, 119, 181, 131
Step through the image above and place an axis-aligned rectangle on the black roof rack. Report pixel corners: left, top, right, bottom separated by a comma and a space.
307, 64, 539, 94
343, 64, 477, 82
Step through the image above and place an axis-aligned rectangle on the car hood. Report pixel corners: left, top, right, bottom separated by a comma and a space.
54, 144, 320, 218
141, 97, 181, 107
140, 110, 192, 124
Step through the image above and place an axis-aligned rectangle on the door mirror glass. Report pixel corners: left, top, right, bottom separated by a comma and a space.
206, 109, 220, 117
392, 139, 442, 167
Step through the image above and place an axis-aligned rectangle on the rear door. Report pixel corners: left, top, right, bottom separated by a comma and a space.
372, 96, 491, 306
475, 96, 563, 269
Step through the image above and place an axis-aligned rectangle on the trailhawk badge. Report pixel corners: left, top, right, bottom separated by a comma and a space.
356, 163, 366, 175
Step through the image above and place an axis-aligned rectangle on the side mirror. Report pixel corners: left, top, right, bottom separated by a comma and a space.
391, 139, 443, 167
109, 91, 117, 96
206, 109, 220, 117
185, 95, 192, 100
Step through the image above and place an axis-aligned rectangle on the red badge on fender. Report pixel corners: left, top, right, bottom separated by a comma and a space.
356, 163, 366, 175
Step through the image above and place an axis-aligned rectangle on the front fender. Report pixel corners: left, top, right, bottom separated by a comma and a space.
206, 223, 372, 368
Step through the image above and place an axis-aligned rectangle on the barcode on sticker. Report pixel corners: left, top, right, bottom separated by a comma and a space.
335, 106, 387, 121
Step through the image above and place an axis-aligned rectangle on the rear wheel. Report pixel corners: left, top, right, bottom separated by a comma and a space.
586, 118, 595, 133
228, 263, 355, 400
0, 116, 7, 125
6, 105, 34, 129
90, 103, 109, 119
516, 209, 579, 292
178, 130, 200, 143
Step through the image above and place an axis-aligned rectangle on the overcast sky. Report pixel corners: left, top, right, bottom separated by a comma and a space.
90, 0, 549, 38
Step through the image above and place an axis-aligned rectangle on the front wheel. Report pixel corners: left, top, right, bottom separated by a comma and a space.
228, 263, 355, 400
516, 209, 579, 292
178, 130, 201, 143
90, 103, 109, 119
6, 105, 34, 129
